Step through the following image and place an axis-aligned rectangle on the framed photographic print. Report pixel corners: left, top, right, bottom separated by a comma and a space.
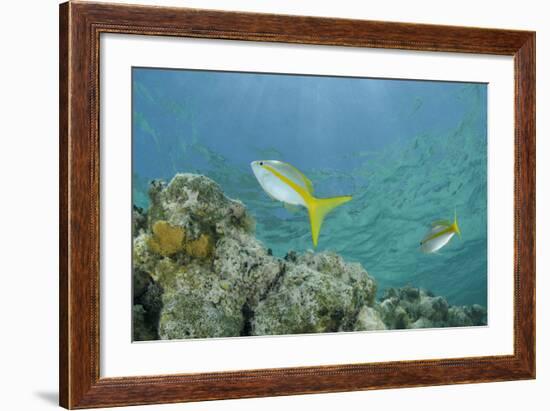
59, 1, 535, 408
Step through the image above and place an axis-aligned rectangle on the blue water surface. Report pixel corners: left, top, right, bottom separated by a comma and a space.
132, 67, 487, 307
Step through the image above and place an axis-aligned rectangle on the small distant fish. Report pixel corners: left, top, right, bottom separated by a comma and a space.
251, 160, 352, 248
420, 211, 461, 253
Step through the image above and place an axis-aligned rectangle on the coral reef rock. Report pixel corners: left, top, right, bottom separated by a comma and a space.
378, 286, 487, 330
252, 251, 378, 335
132, 173, 487, 340
132, 173, 377, 339
354, 306, 387, 331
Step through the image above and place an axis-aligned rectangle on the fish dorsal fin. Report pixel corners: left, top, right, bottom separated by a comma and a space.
263, 164, 312, 202
287, 163, 314, 194
432, 219, 451, 227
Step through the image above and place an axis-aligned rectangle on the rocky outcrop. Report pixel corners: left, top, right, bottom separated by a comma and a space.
378, 286, 487, 330
252, 251, 378, 335
132, 173, 486, 340
132, 173, 380, 340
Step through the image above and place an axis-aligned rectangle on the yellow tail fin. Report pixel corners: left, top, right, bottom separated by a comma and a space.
306, 195, 352, 247
453, 209, 462, 239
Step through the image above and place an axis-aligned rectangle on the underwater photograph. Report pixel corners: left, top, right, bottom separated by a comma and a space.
131, 67, 488, 341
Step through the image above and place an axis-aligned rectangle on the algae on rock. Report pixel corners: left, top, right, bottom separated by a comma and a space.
157, 260, 246, 339
147, 220, 186, 256
378, 286, 487, 330
252, 251, 378, 335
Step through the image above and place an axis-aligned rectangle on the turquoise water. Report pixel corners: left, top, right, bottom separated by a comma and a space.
132, 67, 487, 307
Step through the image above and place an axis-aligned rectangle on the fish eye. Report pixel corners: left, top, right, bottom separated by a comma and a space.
259, 161, 264, 166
